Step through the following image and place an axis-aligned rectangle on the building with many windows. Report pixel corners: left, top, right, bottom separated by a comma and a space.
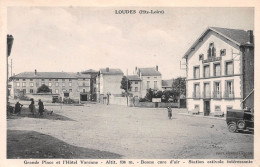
135, 66, 162, 97
127, 75, 142, 97
183, 27, 254, 116
10, 70, 94, 102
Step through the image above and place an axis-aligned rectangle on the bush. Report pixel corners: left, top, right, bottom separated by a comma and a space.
37, 84, 51, 93
139, 98, 149, 102
18, 94, 31, 101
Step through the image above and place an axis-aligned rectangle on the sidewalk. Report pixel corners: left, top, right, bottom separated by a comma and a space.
177, 112, 225, 120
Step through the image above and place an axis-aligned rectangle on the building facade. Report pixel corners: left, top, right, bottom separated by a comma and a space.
127, 75, 142, 97
135, 66, 162, 97
162, 79, 173, 91
96, 68, 124, 103
184, 27, 254, 116
10, 70, 94, 102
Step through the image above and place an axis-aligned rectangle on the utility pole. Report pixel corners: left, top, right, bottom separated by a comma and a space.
11, 59, 13, 77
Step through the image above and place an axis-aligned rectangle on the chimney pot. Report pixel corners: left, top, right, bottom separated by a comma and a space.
156, 65, 158, 71
35, 69, 37, 75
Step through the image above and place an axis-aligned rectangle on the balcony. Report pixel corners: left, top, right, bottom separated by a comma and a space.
192, 92, 200, 99
224, 91, 234, 99
213, 91, 222, 99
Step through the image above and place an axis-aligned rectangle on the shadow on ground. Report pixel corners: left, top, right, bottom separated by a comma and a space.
7, 107, 74, 121
7, 130, 122, 159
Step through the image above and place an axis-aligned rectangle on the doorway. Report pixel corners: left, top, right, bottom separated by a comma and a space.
204, 100, 210, 116
80, 94, 88, 101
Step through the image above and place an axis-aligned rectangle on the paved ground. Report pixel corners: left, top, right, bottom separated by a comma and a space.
7, 103, 254, 159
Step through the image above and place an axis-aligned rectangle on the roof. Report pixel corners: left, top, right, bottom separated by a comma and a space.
162, 79, 173, 88
183, 27, 253, 58
100, 68, 124, 75
11, 72, 91, 79
127, 75, 141, 81
81, 69, 98, 74
139, 68, 161, 76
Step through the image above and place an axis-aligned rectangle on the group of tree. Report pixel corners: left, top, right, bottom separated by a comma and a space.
37, 84, 51, 93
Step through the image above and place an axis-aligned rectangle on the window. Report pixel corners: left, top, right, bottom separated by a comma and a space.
207, 42, 216, 58
16, 79, 19, 81
220, 49, 226, 56
55, 79, 58, 81
199, 54, 204, 60
214, 63, 221, 76
62, 79, 65, 81
193, 83, 200, 98
41, 82, 45, 85
135, 81, 138, 84
55, 89, 59, 94
50, 89, 52, 93
62, 82, 65, 87
214, 82, 221, 99
69, 82, 72, 87
16, 82, 20, 87
48, 82, 52, 87
69, 79, 72, 81
203, 65, 210, 78
23, 79, 26, 81
225, 80, 234, 98
154, 81, 157, 89
64, 93, 69, 97
23, 89, 26, 94
30, 82, 34, 87
147, 81, 150, 89
49, 79, 52, 81
226, 61, 233, 75
83, 89, 86, 93
69, 89, 72, 92
204, 83, 210, 98
55, 82, 59, 87
194, 66, 200, 79
215, 105, 221, 111
30, 79, 33, 81
30, 89, 33, 93
83, 78, 86, 80
135, 87, 138, 92
154, 77, 157, 79
22, 82, 26, 87
147, 77, 150, 79
83, 82, 86, 86
227, 106, 233, 110
41, 79, 45, 81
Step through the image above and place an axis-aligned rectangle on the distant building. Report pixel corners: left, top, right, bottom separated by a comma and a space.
162, 79, 173, 91
96, 68, 124, 103
127, 75, 142, 97
183, 27, 254, 116
135, 66, 162, 97
10, 70, 94, 102
81, 69, 98, 101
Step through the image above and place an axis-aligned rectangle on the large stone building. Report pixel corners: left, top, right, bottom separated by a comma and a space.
127, 75, 142, 97
183, 27, 254, 116
96, 68, 124, 103
135, 66, 162, 97
10, 70, 94, 102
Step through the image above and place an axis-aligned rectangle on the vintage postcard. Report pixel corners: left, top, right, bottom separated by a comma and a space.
0, 0, 259, 166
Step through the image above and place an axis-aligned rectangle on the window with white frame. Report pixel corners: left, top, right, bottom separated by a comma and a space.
135, 87, 138, 92
226, 61, 233, 75
55, 89, 59, 94
22, 82, 26, 87
194, 66, 200, 79
30, 82, 34, 87
203, 65, 210, 78
62, 82, 65, 87
214, 63, 221, 76
48, 82, 52, 87
147, 81, 150, 89
16, 82, 20, 87
55, 82, 59, 87
154, 81, 157, 89
69, 82, 72, 87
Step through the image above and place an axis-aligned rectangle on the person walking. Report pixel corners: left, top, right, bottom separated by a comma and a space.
29, 98, 36, 115
167, 106, 172, 119
38, 99, 44, 115
14, 101, 23, 115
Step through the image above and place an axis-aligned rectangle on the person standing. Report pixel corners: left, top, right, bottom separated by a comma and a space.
167, 107, 172, 119
38, 99, 44, 115
14, 101, 23, 115
29, 98, 36, 115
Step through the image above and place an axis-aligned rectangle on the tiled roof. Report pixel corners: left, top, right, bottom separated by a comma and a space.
100, 68, 124, 75
183, 27, 253, 58
139, 68, 161, 76
11, 72, 91, 79
127, 75, 141, 81
162, 79, 173, 88
211, 27, 251, 45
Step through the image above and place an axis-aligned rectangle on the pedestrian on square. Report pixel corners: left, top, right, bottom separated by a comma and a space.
29, 98, 36, 115
14, 101, 23, 115
38, 99, 44, 115
167, 106, 172, 119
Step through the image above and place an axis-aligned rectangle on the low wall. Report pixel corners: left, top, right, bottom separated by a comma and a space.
133, 102, 179, 108
110, 96, 128, 106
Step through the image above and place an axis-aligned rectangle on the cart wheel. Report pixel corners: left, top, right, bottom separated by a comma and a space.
237, 120, 246, 129
228, 122, 237, 133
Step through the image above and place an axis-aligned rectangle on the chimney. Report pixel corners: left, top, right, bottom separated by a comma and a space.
35, 69, 37, 75
156, 65, 158, 71
247, 30, 254, 44
106, 67, 109, 72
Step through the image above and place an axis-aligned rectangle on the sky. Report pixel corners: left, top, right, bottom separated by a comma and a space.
7, 7, 254, 79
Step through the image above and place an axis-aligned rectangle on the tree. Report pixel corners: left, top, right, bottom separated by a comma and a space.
145, 88, 155, 102
172, 77, 186, 96
37, 84, 51, 93
120, 76, 132, 92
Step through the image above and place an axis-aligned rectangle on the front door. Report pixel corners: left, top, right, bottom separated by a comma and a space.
204, 100, 210, 116
80, 94, 88, 101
